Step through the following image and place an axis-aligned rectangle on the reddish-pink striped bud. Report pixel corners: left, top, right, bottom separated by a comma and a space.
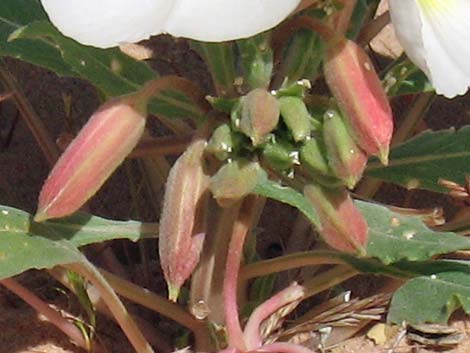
35, 95, 147, 222
304, 184, 368, 254
159, 140, 209, 301
323, 37, 393, 165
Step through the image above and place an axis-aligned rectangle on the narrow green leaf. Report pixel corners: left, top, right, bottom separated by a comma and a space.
0, 0, 74, 76
358, 201, 470, 264
191, 41, 236, 97
1, 205, 157, 248
253, 180, 321, 228
237, 33, 273, 90
366, 126, 470, 193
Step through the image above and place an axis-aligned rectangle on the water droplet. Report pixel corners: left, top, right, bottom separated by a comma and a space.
1, 210, 8, 215
325, 110, 336, 119
190, 300, 210, 320
406, 179, 421, 190
402, 230, 416, 240
430, 274, 437, 280
80, 60, 86, 66
390, 217, 400, 227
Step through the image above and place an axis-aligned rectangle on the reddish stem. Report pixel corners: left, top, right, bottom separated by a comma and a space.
1, 278, 87, 350
244, 283, 304, 350
223, 197, 259, 351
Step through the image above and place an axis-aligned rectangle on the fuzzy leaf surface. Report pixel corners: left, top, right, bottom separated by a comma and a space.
0, 205, 157, 279
359, 201, 470, 264
388, 266, 470, 324
366, 127, 470, 193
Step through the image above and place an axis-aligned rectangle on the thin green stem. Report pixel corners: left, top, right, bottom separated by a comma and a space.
65, 263, 155, 353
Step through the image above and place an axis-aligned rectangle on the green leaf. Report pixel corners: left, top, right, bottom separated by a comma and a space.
278, 29, 324, 86
253, 180, 321, 228
0, 205, 157, 279
358, 201, 470, 264
388, 269, 470, 324
0, 0, 74, 76
191, 41, 236, 97
366, 126, 470, 193
1, 205, 157, 247
237, 33, 273, 90
384, 57, 433, 96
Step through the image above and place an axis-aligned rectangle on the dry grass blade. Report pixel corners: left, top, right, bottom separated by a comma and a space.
264, 292, 391, 345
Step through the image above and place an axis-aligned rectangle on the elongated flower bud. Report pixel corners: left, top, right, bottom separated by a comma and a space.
323, 37, 393, 165
159, 140, 209, 302
279, 96, 312, 142
323, 110, 367, 189
35, 95, 147, 222
300, 138, 331, 177
304, 184, 368, 254
234, 89, 280, 146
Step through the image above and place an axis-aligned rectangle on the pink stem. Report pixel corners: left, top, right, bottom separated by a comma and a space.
223, 198, 258, 351
243, 283, 304, 350
256, 342, 317, 353
1, 278, 87, 350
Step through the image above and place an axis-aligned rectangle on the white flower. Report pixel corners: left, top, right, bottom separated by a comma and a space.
40, 0, 301, 48
389, 0, 470, 98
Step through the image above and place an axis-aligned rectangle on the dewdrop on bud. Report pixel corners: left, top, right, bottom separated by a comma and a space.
323, 37, 393, 165
35, 94, 147, 222
159, 140, 210, 302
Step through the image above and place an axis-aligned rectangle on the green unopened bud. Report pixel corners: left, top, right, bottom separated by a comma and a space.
279, 96, 312, 142
262, 139, 297, 171
35, 94, 147, 222
210, 160, 265, 207
300, 138, 331, 176
304, 184, 368, 254
235, 89, 280, 146
323, 110, 367, 189
206, 124, 241, 161
159, 140, 209, 302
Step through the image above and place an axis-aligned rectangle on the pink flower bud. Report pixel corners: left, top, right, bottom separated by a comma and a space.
159, 140, 210, 302
304, 184, 368, 254
323, 37, 393, 165
35, 95, 147, 222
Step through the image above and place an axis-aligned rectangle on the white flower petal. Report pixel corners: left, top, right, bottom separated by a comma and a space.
41, 0, 172, 48
390, 0, 470, 98
41, 0, 301, 48
165, 0, 301, 42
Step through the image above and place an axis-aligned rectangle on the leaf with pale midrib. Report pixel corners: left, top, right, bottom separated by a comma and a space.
366, 126, 470, 193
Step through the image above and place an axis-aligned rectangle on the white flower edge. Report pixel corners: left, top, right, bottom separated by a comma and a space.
390, 0, 470, 98
40, 0, 301, 48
